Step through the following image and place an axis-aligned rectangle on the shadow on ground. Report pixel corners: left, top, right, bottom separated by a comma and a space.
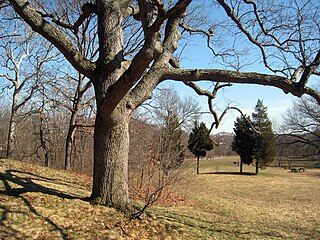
0, 167, 86, 240
201, 172, 256, 176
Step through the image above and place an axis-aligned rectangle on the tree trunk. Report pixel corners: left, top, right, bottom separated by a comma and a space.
255, 159, 259, 175
240, 159, 243, 174
6, 113, 17, 159
6, 91, 19, 159
196, 156, 200, 174
65, 110, 77, 170
39, 112, 49, 167
65, 125, 75, 170
90, 107, 131, 210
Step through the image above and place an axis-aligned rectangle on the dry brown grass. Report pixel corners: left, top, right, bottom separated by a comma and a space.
167, 157, 320, 239
0, 157, 319, 239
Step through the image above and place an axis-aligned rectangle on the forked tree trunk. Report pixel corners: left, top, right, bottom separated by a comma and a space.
90, 107, 131, 210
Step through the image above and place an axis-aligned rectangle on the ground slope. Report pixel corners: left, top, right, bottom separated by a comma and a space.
0, 158, 319, 239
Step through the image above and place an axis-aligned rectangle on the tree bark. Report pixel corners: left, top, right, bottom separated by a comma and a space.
6, 112, 17, 159
90, 106, 131, 210
240, 159, 243, 174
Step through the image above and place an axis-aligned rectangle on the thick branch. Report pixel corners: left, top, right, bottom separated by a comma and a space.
298, 50, 320, 87
162, 68, 320, 104
124, 5, 140, 18
73, 3, 96, 34
8, 0, 96, 78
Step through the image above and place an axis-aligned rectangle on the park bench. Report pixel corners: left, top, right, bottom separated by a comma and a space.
289, 167, 305, 172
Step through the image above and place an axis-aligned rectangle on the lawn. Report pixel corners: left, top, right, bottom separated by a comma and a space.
0, 157, 319, 239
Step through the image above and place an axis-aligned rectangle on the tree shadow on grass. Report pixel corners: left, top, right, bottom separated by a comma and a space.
201, 172, 256, 176
0, 169, 85, 240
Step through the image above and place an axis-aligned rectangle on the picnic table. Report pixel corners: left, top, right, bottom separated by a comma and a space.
289, 167, 305, 172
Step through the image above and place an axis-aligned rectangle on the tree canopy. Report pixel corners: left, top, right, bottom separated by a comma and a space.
232, 100, 276, 174
188, 121, 213, 174
252, 100, 276, 170
232, 114, 255, 172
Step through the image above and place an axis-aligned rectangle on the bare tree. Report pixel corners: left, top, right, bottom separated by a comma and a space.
49, 0, 97, 170
47, 68, 95, 170
0, 19, 56, 159
6, 0, 320, 211
150, 87, 201, 129
143, 87, 200, 175
281, 94, 320, 157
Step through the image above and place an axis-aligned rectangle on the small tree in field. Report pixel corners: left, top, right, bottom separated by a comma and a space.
188, 121, 213, 174
232, 115, 255, 173
252, 100, 276, 174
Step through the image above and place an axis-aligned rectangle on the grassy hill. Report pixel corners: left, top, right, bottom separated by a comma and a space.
1, 157, 319, 239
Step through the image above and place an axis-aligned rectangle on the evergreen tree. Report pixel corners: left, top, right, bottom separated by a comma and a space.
188, 121, 214, 174
232, 115, 255, 173
252, 99, 276, 174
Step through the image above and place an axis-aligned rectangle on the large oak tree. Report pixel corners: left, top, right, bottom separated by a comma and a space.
5, 0, 320, 211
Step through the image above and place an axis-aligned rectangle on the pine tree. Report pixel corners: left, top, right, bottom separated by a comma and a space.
252, 99, 276, 174
232, 115, 255, 173
188, 121, 214, 174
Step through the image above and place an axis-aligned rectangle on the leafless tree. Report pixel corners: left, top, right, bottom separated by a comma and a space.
0, 18, 56, 159
47, 67, 95, 170
149, 87, 200, 129
30, 0, 98, 170
143, 87, 200, 175
6, 0, 320, 211
281, 93, 320, 158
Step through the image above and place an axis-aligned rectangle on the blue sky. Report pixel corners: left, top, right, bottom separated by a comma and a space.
158, 0, 319, 133
160, 35, 296, 133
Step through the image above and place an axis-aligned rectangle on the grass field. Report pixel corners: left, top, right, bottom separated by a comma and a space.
0, 157, 319, 239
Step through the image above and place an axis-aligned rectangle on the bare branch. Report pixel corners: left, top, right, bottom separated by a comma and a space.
8, 0, 96, 78
216, 0, 276, 73
179, 22, 219, 56
73, 3, 96, 34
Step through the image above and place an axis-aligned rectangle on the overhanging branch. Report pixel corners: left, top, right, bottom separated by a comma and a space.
161, 68, 320, 104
